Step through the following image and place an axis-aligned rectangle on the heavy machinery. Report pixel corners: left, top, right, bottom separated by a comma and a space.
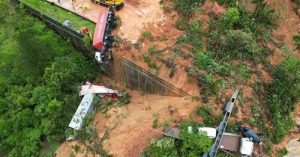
163, 89, 260, 157
203, 89, 240, 157
202, 89, 262, 157
238, 124, 262, 145
91, 0, 124, 10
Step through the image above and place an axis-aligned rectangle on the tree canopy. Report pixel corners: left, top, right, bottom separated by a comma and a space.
0, 1, 98, 156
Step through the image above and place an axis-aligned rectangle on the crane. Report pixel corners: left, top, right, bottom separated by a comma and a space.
202, 89, 240, 157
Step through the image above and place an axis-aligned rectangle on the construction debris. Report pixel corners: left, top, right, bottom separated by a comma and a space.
238, 124, 262, 145
162, 89, 263, 157
163, 126, 242, 153
198, 127, 217, 139
219, 133, 241, 152
239, 138, 254, 156
163, 125, 180, 139
80, 84, 122, 98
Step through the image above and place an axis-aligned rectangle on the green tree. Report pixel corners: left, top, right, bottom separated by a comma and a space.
253, 0, 277, 31
173, 0, 204, 17
221, 7, 240, 30
195, 51, 216, 71
16, 17, 72, 77
30, 86, 65, 136
220, 30, 261, 60
217, 0, 238, 7
142, 138, 179, 157
180, 126, 212, 157
44, 53, 96, 93
187, 20, 203, 48
0, 0, 15, 23
293, 35, 300, 48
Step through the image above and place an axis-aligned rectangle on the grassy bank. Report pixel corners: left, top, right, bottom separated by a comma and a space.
20, 0, 95, 32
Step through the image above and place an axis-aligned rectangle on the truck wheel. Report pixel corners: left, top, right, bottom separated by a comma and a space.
112, 22, 117, 29
116, 3, 124, 11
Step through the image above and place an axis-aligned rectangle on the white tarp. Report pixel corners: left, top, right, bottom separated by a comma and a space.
240, 138, 254, 156
80, 84, 120, 96
68, 93, 94, 130
198, 127, 217, 138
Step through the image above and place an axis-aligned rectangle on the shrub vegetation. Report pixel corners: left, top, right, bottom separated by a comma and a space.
266, 57, 300, 143
173, 0, 204, 17
142, 121, 212, 157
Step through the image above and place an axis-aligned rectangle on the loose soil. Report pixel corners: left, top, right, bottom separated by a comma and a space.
284, 138, 300, 157
115, 1, 201, 96
54, 0, 300, 156
55, 82, 199, 157
55, 141, 96, 157
268, 0, 300, 64
101, 91, 198, 157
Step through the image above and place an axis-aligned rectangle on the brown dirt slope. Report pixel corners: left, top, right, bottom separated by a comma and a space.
101, 91, 197, 157
55, 90, 198, 157
268, 0, 300, 64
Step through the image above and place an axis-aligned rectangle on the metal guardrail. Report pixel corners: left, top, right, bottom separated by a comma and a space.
18, 1, 94, 58
16, 0, 190, 97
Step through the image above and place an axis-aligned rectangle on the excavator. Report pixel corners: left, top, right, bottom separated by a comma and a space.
91, 0, 124, 10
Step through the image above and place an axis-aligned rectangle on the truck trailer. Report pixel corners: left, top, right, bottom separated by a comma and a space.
93, 7, 115, 63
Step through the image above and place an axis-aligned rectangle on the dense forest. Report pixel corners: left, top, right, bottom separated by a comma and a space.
0, 1, 98, 156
